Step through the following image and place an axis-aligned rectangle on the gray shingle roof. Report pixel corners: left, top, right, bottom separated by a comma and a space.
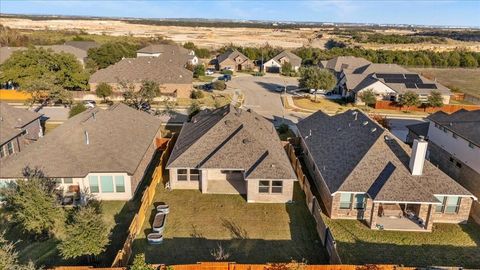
0, 103, 162, 178
137, 44, 190, 55
38, 45, 87, 62
297, 110, 473, 203
216, 50, 249, 64
406, 122, 429, 138
428, 109, 480, 147
64, 41, 100, 52
0, 47, 26, 64
89, 57, 193, 84
323, 56, 372, 73
166, 105, 296, 180
270, 50, 302, 67
0, 102, 42, 146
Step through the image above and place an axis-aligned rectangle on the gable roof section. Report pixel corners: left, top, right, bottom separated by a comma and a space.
64, 41, 100, 52
270, 50, 302, 67
0, 103, 162, 178
297, 110, 473, 203
324, 56, 372, 73
216, 50, 249, 65
0, 102, 43, 146
167, 105, 296, 180
406, 122, 429, 138
428, 109, 480, 147
137, 44, 190, 55
38, 45, 87, 62
89, 57, 193, 84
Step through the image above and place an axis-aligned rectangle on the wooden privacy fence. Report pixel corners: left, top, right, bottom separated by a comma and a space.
285, 143, 342, 265
111, 135, 177, 267
374, 100, 480, 113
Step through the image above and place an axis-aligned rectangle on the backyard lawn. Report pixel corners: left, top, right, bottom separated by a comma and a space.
322, 213, 480, 268
291, 97, 348, 113
132, 181, 327, 264
1, 200, 136, 267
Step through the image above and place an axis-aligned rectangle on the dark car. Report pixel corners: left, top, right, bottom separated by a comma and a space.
203, 83, 213, 91
219, 74, 232, 82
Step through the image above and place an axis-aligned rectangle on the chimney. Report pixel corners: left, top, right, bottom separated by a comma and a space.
84, 131, 90, 145
409, 136, 428, 176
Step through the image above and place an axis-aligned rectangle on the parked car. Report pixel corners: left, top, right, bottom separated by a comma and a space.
83, 100, 96, 108
219, 74, 232, 82
203, 83, 213, 91
309, 89, 326, 94
205, 69, 214, 75
275, 86, 286, 93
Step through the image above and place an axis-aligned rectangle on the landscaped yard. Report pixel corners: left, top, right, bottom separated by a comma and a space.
132, 181, 327, 264
176, 91, 232, 107
322, 213, 480, 268
291, 97, 348, 113
1, 200, 136, 267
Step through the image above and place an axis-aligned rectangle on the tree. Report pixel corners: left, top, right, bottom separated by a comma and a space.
122, 80, 160, 109
0, 233, 40, 270
183, 41, 196, 50
426, 90, 444, 108
88, 42, 138, 69
358, 89, 377, 106
299, 67, 337, 91
193, 65, 205, 78
58, 205, 110, 260
0, 48, 88, 105
188, 101, 201, 118
195, 48, 211, 58
280, 62, 294, 76
1, 173, 65, 237
95, 82, 113, 102
130, 254, 155, 270
69, 103, 88, 118
191, 89, 205, 99
212, 80, 226, 90
398, 91, 420, 108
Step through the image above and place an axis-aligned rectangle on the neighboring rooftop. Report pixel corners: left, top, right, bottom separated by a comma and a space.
406, 122, 430, 138
321, 56, 372, 73
428, 109, 480, 147
64, 41, 100, 52
216, 49, 249, 64
167, 105, 296, 180
89, 57, 193, 84
0, 102, 42, 146
297, 110, 473, 202
38, 45, 88, 62
270, 50, 302, 67
0, 103, 162, 178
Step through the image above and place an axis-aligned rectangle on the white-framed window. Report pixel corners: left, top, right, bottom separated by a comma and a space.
177, 169, 200, 181
190, 169, 200, 181
339, 193, 352, 209
435, 195, 461, 214
7, 142, 14, 155
0, 145, 5, 158
177, 169, 188, 181
88, 175, 100, 193
258, 180, 283, 194
354, 194, 366, 209
115, 176, 125, 193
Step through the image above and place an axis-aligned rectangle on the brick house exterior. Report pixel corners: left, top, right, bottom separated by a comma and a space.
297, 110, 476, 232
215, 50, 255, 71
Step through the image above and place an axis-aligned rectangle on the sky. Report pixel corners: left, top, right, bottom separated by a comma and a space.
1, 0, 479, 27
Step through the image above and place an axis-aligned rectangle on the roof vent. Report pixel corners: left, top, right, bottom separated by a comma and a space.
336, 127, 341, 132
362, 121, 368, 126
371, 128, 377, 133
224, 120, 232, 126
242, 138, 250, 144
84, 131, 90, 145
270, 164, 275, 168
352, 111, 358, 120
384, 135, 392, 141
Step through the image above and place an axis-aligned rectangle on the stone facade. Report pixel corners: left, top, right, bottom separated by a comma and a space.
432, 197, 473, 224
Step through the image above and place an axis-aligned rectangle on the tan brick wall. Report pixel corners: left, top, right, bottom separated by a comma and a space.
330, 193, 371, 220
90, 82, 192, 98
246, 179, 295, 203
432, 197, 472, 224
168, 168, 202, 190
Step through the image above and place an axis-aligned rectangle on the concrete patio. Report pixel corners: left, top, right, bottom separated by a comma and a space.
376, 216, 428, 232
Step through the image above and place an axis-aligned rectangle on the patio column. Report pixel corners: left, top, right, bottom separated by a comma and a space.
369, 202, 380, 229
200, 170, 208, 193
425, 204, 434, 231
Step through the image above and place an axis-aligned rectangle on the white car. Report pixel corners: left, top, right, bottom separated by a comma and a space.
309, 89, 326, 94
205, 69, 214, 75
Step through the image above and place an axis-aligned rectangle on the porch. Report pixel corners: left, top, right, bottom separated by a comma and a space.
370, 202, 434, 232
204, 170, 246, 194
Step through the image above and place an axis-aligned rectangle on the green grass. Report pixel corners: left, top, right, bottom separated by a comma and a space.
322, 213, 480, 268
195, 75, 215, 82
176, 92, 232, 107
409, 67, 480, 98
1, 201, 135, 267
44, 122, 62, 134
132, 182, 327, 264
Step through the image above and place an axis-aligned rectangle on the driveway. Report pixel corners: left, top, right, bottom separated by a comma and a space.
227, 75, 307, 124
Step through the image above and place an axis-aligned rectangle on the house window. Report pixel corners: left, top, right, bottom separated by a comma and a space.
456, 162, 462, 168
63, 178, 73, 184
115, 176, 125, 193
0, 145, 5, 158
442, 127, 448, 133
339, 193, 352, 209
54, 178, 63, 185
177, 169, 188, 181
7, 142, 14, 155
434, 196, 445, 213
449, 157, 455, 163
354, 194, 366, 209
190, 169, 200, 181
452, 133, 458, 139
259, 181, 270, 193
271, 181, 283, 194
100, 176, 114, 193
445, 196, 461, 213
468, 142, 475, 149
88, 176, 99, 193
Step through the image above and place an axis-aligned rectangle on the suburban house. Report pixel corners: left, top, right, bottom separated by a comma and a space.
297, 109, 476, 231
89, 57, 193, 98
337, 62, 451, 105
263, 50, 302, 73
407, 109, 480, 224
0, 102, 43, 160
215, 49, 254, 71
320, 56, 372, 77
166, 105, 297, 203
0, 45, 89, 66
0, 47, 27, 65
137, 44, 199, 66
0, 103, 163, 201
64, 40, 100, 52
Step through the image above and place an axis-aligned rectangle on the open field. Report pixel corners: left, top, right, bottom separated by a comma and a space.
322, 214, 480, 268
409, 67, 480, 98
2, 18, 479, 51
132, 182, 327, 264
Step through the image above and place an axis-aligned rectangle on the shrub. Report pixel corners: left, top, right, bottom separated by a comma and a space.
220, 69, 233, 75
193, 65, 205, 78
69, 103, 87, 118
212, 80, 226, 91
358, 89, 377, 106
95, 82, 113, 102
190, 89, 205, 99
188, 101, 201, 118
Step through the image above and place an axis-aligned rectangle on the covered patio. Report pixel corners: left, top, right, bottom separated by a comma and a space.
204, 170, 246, 194
370, 201, 436, 232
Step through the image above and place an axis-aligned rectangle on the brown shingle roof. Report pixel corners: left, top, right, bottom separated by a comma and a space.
0, 102, 42, 145
0, 103, 162, 178
89, 57, 193, 84
297, 110, 473, 203
38, 45, 87, 62
166, 105, 296, 180
216, 50, 249, 65
64, 41, 100, 52
323, 56, 372, 73
428, 109, 480, 147
270, 50, 302, 67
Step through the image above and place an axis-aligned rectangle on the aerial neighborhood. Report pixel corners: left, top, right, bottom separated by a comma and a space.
0, 4, 480, 270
